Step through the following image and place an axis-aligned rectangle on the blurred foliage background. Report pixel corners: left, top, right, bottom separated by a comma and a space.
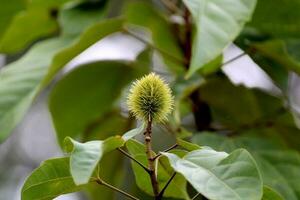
1, 0, 300, 199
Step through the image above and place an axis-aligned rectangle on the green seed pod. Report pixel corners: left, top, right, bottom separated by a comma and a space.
127, 73, 174, 123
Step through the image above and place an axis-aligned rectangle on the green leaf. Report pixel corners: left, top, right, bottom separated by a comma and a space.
124, 2, 185, 74
49, 61, 143, 146
262, 186, 284, 200
122, 124, 145, 141
184, 0, 257, 77
176, 138, 201, 151
0, 17, 123, 142
126, 139, 190, 199
64, 136, 124, 185
0, 9, 57, 53
21, 157, 84, 200
162, 148, 263, 200
199, 77, 283, 128
85, 151, 125, 200
193, 133, 300, 200
0, 0, 74, 53
249, 0, 300, 38
252, 40, 300, 76
0, 0, 25, 39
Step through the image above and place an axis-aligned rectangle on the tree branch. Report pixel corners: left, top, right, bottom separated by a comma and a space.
144, 115, 160, 199
151, 143, 178, 161
94, 178, 140, 200
160, 0, 182, 14
221, 52, 247, 67
118, 148, 150, 173
157, 172, 177, 198
191, 193, 201, 200
123, 28, 187, 65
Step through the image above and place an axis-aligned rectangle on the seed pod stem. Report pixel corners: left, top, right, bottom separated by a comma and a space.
144, 115, 160, 198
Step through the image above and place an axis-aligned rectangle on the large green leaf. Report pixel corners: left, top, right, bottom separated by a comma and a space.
126, 139, 190, 199
193, 133, 300, 200
0, 0, 25, 39
64, 136, 124, 185
124, 2, 185, 74
0, 0, 74, 53
49, 61, 144, 146
162, 148, 263, 200
184, 0, 257, 77
254, 40, 300, 70
21, 158, 85, 200
0, 14, 123, 142
199, 77, 283, 128
0, 9, 57, 53
249, 0, 300, 38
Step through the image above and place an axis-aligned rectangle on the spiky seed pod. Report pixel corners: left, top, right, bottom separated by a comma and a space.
127, 73, 174, 123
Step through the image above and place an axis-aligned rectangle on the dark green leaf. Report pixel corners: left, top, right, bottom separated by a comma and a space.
249, 0, 300, 38
0, 0, 25, 39
49, 60, 142, 146
199, 77, 283, 128
262, 186, 284, 200
22, 158, 84, 200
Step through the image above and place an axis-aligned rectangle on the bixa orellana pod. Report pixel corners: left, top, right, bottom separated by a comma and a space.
127, 73, 174, 123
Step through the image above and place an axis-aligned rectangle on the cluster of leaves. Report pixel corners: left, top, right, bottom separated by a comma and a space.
1, 0, 300, 199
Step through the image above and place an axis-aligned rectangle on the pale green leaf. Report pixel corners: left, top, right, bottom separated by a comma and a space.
64, 136, 124, 185
21, 158, 84, 200
193, 133, 300, 200
122, 124, 145, 141
176, 138, 201, 151
184, 0, 257, 77
162, 148, 263, 200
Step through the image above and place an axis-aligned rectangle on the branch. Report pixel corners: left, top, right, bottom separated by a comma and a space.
118, 148, 150, 173
191, 193, 201, 200
144, 116, 160, 198
221, 52, 247, 67
123, 28, 187, 65
157, 172, 177, 198
160, 0, 182, 14
94, 178, 140, 200
151, 143, 178, 161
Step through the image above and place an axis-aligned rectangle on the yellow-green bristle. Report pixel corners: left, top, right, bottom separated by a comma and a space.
127, 73, 174, 123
